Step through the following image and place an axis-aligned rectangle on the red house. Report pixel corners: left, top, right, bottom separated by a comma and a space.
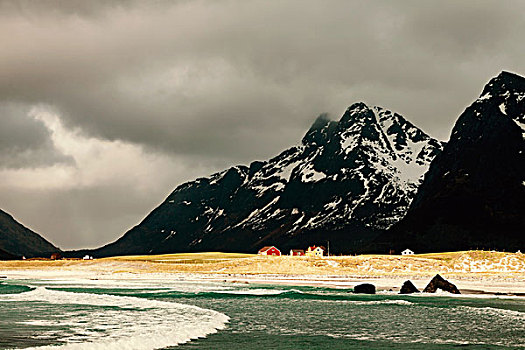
50, 253, 62, 260
289, 249, 305, 256
258, 246, 281, 256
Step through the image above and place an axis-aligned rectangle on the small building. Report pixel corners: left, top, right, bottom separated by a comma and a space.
401, 249, 414, 256
306, 245, 325, 257
82, 255, 93, 260
258, 246, 281, 256
289, 249, 305, 256
50, 253, 62, 260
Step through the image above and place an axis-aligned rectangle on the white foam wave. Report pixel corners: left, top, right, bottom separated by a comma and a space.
457, 305, 525, 320
23, 278, 231, 294
208, 288, 301, 296
349, 299, 413, 306
410, 291, 525, 300
2, 287, 229, 349
318, 299, 414, 305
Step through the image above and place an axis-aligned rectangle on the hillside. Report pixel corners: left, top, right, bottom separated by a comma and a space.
85, 103, 443, 257
0, 209, 60, 258
378, 71, 525, 253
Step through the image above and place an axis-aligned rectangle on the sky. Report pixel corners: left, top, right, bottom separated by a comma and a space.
1, 0, 525, 250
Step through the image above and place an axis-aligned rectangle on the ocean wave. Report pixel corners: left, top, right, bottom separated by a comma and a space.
1, 287, 229, 349
456, 305, 525, 320
342, 299, 414, 306
24, 278, 232, 294
408, 290, 525, 300
316, 298, 414, 305
355, 299, 413, 305
207, 288, 303, 296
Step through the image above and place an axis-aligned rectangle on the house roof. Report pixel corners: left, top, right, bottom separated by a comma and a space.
308, 245, 326, 251
259, 246, 279, 252
290, 249, 304, 252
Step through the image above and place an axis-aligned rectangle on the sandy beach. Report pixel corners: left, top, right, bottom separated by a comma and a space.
1, 251, 524, 295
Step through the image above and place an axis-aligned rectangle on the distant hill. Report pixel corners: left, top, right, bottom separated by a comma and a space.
0, 209, 60, 258
0, 247, 19, 260
80, 102, 443, 257
377, 71, 525, 253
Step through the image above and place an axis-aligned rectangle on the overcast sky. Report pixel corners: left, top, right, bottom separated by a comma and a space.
1, 0, 525, 249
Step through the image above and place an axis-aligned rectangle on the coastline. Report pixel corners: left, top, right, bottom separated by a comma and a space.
1, 251, 524, 296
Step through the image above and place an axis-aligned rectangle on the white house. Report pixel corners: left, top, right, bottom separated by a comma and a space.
83, 255, 94, 260
401, 249, 414, 255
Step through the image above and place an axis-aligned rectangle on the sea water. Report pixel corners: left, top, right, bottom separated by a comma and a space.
0, 278, 524, 349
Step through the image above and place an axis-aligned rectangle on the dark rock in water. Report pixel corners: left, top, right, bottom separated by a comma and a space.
353, 283, 376, 294
399, 280, 419, 294
423, 274, 460, 294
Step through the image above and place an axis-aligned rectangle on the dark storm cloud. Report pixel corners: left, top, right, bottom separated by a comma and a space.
0, 103, 73, 168
2, 0, 525, 158
1, 0, 525, 249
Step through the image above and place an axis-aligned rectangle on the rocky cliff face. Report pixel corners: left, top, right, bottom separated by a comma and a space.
0, 209, 60, 258
91, 103, 443, 257
380, 71, 525, 253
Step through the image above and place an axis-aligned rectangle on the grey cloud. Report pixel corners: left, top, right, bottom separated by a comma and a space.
0, 184, 164, 249
3, 0, 525, 160
398, 1, 521, 56
0, 103, 73, 168
0, 155, 225, 249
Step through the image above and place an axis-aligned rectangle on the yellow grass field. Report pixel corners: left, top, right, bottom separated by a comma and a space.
1, 250, 524, 278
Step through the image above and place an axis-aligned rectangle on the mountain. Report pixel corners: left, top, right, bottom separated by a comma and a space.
0, 248, 19, 260
86, 103, 443, 257
0, 209, 60, 258
378, 71, 525, 253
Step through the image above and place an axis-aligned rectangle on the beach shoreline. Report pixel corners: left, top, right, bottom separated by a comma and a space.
1, 251, 524, 296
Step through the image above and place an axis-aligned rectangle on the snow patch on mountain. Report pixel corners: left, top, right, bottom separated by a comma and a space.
94, 101, 445, 257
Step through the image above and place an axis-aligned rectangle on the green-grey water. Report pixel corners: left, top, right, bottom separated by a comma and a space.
0, 279, 523, 349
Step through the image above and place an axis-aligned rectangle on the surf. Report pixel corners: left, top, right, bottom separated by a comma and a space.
0, 286, 229, 349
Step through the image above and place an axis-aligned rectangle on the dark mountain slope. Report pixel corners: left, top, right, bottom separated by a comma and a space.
379, 71, 525, 253
0, 248, 19, 260
84, 103, 443, 257
0, 209, 60, 258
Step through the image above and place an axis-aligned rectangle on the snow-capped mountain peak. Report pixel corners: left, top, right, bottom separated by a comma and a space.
92, 102, 444, 257
381, 71, 525, 253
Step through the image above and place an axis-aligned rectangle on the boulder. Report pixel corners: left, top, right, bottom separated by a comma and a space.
423, 274, 460, 294
399, 280, 419, 294
353, 283, 376, 294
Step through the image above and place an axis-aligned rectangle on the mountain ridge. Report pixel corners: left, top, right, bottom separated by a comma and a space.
376, 71, 525, 252
0, 208, 61, 258
79, 102, 444, 257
